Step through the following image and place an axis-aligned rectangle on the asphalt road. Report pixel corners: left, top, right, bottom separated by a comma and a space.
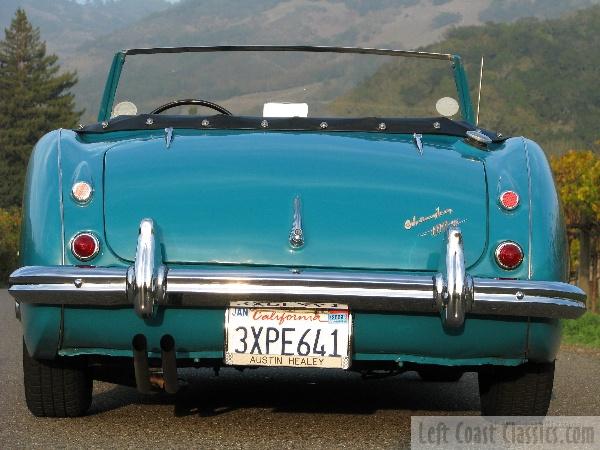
1, 290, 598, 449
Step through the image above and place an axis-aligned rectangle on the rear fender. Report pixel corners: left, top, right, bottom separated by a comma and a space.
524, 139, 568, 281
468, 137, 530, 278
20, 130, 64, 358
20, 130, 64, 266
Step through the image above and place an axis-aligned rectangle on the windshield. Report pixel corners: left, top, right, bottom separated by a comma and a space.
104, 47, 471, 122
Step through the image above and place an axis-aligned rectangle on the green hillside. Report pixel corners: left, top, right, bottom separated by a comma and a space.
5, 0, 599, 131
50, 0, 598, 121
479, 0, 600, 22
333, 6, 600, 154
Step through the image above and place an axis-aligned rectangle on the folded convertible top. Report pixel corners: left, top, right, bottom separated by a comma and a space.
75, 115, 508, 143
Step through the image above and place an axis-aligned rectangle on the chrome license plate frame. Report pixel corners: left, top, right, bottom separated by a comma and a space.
224, 301, 352, 369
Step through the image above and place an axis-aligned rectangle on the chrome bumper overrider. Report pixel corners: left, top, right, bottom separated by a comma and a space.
9, 220, 586, 328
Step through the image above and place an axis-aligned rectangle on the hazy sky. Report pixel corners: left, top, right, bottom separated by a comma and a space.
75, 0, 180, 3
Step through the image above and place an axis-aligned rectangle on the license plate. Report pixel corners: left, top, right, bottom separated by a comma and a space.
225, 302, 351, 369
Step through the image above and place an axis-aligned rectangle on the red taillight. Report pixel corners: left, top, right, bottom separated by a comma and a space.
71, 233, 99, 261
495, 241, 523, 270
499, 190, 519, 210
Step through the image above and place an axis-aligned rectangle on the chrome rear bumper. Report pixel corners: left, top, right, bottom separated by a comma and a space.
9, 221, 586, 328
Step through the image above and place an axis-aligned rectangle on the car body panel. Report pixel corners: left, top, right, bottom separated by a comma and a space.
525, 138, 569, 281
528, 318, 562, 362
53, 306, 560, 366
19, 130, 64, 267
20, 304, 61, 359
465, 136, 531, 279
103, 131, 488, 270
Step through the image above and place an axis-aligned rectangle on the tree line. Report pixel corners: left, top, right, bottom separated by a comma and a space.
551, 150, 600, 313
0, 9, 79, 281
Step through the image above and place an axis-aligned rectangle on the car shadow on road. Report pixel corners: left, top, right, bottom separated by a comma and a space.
89, 368, 481, 417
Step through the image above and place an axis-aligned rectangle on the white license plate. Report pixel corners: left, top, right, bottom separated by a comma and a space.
225, 302, 351, 369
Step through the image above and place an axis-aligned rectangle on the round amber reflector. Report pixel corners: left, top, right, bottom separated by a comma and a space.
71, 233, 99, 261
72, 181, 93, 203
499, 190, 519, 210
495, 241, 523, 270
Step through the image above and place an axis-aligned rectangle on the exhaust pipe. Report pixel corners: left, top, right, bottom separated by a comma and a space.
160, 335, 179, 394
132, 334, 152, 393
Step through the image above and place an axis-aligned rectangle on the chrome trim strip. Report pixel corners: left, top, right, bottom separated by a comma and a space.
57, 128, 65, 265
8, 266, 585, 319
124, 45, 454, 61
523, 137, 533, 278
165, 269, 435, 290
471, 294, 584, 319
9, 284, 127, 306
472, 278, 585, 301
9, 265, 127, 284
171, 283, 433, 299
345, 310, 353, 369
465, 130, 492, 146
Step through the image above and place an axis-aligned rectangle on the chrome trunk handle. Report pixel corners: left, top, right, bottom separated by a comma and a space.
289, 195, 304, 249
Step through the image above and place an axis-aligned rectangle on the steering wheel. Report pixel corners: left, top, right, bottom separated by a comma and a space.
150, 99, 232, 115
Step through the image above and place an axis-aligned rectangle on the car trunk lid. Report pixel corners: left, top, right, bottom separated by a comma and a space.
103, 131, 487, 270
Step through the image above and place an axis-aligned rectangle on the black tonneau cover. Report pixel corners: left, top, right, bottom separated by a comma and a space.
76, 115, 507, 142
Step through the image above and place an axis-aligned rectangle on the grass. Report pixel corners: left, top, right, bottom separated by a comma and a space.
562, 312, 600, 348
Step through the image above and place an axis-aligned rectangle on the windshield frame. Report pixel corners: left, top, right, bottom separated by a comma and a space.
97, 45, 474, 124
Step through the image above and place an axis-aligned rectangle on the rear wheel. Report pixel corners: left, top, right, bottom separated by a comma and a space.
478, 361, 554, 416
418, 366, 463, 382
23, 341, 92, 417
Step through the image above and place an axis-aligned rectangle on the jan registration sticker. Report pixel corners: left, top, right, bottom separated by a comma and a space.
328, 310, 348, 324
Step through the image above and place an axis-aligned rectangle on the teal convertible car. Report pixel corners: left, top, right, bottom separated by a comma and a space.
9, 46, 586, 417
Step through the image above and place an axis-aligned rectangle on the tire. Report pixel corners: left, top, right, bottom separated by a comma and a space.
418, 366, 463, 382
22, 341, 93, 417
478, 361, 554, 416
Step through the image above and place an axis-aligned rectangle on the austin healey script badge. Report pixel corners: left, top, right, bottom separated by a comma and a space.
404, 206, 466, 237
404, 207, 453, 230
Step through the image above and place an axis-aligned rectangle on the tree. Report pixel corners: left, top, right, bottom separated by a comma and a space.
0, 8, 80, 208
551, 150, 600, 311
0, 207, 21, 284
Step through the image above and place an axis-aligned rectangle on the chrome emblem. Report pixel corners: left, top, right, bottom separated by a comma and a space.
164, 127, 174, 149
289, 196, 304, 249
413, 133, 423, 155
419, 218, 467, 237
404, 206, 453, 230
404, 206, 468, 238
